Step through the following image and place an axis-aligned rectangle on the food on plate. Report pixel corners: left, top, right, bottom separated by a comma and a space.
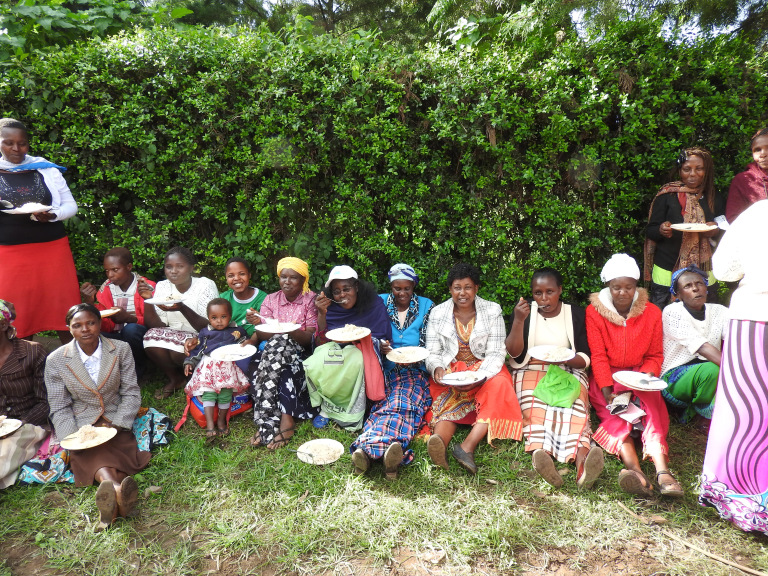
539, 346, 573, 362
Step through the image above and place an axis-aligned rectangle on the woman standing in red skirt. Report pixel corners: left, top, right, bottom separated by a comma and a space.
0, 118, 79, 342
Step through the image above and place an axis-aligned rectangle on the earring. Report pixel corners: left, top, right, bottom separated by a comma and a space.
7, 325, 16, 340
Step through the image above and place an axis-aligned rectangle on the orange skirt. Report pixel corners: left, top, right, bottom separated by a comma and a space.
0, 237, 80, 337
429, 362, 523, 444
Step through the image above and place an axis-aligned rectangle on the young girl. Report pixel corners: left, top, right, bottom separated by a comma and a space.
219, 258, 267, 338
183, 298, 255, 441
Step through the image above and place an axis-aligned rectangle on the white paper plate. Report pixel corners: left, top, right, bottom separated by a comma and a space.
296, 438, 345, 465
441, 372, 486, 386
1, 202, 52, 215
326, 325, 371, 342
100, 307, 121, 318
0, 418, 23, 439
255, 322, 301, 334
670, 223, 718, 232
386, 346, 429, 364
60, 425, 117, 450
144, 296, 186, 305
209, 343, 257, 362
528, 345, 576, 363
613, 370, 668, 391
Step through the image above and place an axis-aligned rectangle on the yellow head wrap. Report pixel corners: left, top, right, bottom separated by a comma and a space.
277, 257, 310, 294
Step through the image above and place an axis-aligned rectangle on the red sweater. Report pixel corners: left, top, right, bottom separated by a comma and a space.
585, 288, 663, 389
725, 162, 768, 223
94, 275, 156, 332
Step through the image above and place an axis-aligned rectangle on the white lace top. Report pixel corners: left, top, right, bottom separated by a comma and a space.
661, 302, 728, 374
153, 276, 219, 332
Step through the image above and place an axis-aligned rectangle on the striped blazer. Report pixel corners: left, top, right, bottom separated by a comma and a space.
425, 295, 507, 381
44, 336, 140, 440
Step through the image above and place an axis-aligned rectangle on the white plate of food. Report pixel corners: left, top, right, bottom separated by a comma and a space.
60, 425, 118, 450
0, 202, 53, 215
441, 371, 486, 386
670, 223, 718, 232
295, 438, 345, 465
386, 346, 430, 364
0, 416, 23, 439
326, 324, 371, 342
613, 371, 668, 391
100, 307, 122, 318
255, 322, 301, 334
144, 296, 186, 306
528, 345, 576, 363
209, 344, 257, 362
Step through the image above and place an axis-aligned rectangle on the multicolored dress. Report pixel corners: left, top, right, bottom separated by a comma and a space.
350, 294, 434, 465
183, 325, 252, 397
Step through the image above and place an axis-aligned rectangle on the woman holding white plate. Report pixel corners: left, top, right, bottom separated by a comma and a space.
644, 147, 723, 309
143, 247, 219, 399
246, 257, 319, 449
424, 263, 523, 476
506, 268, 603, 490
586, 254, 682, 497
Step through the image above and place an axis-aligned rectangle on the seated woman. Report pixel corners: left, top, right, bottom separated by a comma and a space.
644, 147, 723, 309
350, 264, 435, 480
80, 247, 156, 378
45, 304, 151, 531
587, 254, 682, 497
247, 257, 318, 449
0, 300, 50, 489
661, 266, 727, 424
143, 247, 219, 399
506, 268, 603, 489
219, 257, 267, 338
425, 263, 523, 476
304, 265, 391, 431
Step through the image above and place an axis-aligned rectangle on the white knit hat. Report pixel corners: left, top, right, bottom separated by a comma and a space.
600, 253, 640, 283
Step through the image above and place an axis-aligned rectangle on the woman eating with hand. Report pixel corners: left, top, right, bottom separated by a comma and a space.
304, 265, 391, 431
350, 264, 434, 480
0, 118, 79, 343
506, 268, 603, 490
45, 304, 151, 531
587, 254, 682, 497
425, 263, 523, 476
143, 247, 219, 399
0, 300, 50, 489
660, 266, 727, 425
247, 257, 318, 450
644, 147, 723, 309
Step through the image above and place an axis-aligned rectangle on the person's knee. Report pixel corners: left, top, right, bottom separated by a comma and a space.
121, 323, 148, 344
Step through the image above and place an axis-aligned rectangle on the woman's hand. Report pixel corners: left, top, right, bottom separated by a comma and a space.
245, 308, 262, 326
513, 297, 530, 323
137, 278, 154, 299
80, 282, 97, 303
703, 221, 720, 238
110, 308, 136, 324
315, 291, 332, 315
184, 364, 193, 377
601, 385, 615, 404
659, 221, 673, 238
183, 337, 198, 356
433, 367, 446, 384
158, 302, 183, 312
380, 339, 392, 355
32, 211, 56, 222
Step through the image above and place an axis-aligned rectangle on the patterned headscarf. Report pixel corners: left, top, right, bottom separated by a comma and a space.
387, 263, 419, 286
670, 265, 708, 296
277, 257, 310, 294
0, 300, 13, 323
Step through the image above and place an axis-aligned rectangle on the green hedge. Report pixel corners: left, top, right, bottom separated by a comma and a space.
1, 19, 766, 312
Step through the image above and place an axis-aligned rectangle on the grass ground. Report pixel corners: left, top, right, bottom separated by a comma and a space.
1, 376, 767, 576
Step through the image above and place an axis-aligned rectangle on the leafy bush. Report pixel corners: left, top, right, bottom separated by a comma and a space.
1, 18, 766, 312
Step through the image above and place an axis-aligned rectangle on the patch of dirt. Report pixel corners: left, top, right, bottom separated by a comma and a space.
517, 539, 664, 575
0, 539, 59, 576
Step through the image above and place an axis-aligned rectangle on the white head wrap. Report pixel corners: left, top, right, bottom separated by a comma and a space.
600, 253, 640, 283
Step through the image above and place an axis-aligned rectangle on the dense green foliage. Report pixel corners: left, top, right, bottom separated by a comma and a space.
1, 18, 766, 310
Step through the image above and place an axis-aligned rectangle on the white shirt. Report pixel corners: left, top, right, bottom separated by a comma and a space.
109, 273, 138, 314
76, 339, 103, 384
661, 302, 727, 374
153, 277, 219, 332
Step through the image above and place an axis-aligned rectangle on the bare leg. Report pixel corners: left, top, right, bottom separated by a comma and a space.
649, 449, 683, 494
216, 407, 228, 434
460, 422, 488, 454
203, 406, 217, 440
432, 420, 457, 446
146, 347, 186, 398
266, 413, 295, 450
574, 445, 590, 477
94, 467, 125, 493
619, 438, 643, 474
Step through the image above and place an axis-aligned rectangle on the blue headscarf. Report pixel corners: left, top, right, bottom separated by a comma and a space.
670, 266, 708, 296
387, 263, 418, 286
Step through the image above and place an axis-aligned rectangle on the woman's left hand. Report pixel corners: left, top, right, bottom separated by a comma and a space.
158, 302, 183, 312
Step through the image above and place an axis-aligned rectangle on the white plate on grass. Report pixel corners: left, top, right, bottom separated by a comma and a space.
144, 296, 186, 306
528, 345, 575, 363
0, 418, 22, 439
255, 322, 301, 334
386, 346, 430, 364
209, 344, 257, 362
295, 438, 345, 465
60, 425, 117, 450
441, 372, 486, 386
670, 223, 718, 232
1, 202, 52, 215
326, 325, 371, 342
100, 307, 122, 318
613, 371, 668, 391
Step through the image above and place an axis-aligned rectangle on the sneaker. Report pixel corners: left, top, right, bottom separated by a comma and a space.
312, 414, 330, 429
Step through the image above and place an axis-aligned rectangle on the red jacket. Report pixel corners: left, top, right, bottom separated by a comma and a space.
586, 288, 663, 389
725, 162, 768, 223
94, 275, 156, 332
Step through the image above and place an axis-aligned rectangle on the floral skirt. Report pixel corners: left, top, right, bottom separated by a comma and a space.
143, 327, 195, 353
185, 355, 251, 396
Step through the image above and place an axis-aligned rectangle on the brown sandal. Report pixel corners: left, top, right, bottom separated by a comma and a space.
618, 469, 654, 497
656, 470, 684, 497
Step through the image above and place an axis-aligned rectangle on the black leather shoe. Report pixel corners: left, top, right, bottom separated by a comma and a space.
451, 444, 478, 476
